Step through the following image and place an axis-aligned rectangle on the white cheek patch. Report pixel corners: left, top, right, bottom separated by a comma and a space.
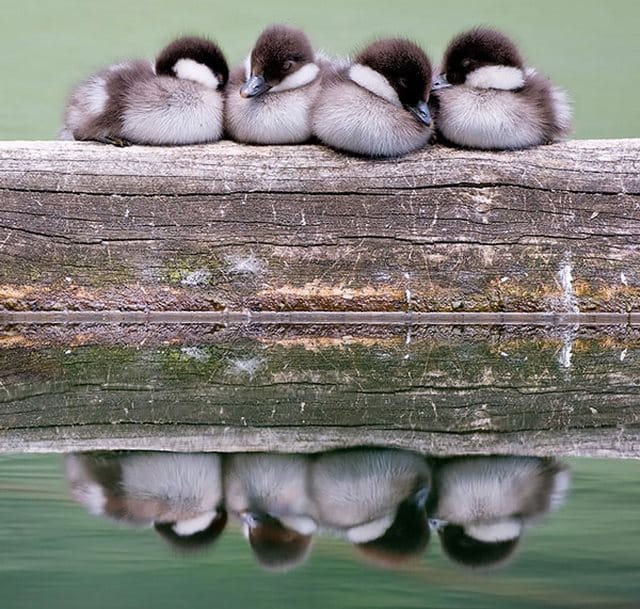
348, 64, 401, 106
346, 514, 395, 544
465, 518, 523, 543
279, 515, 317, 536
466, 65, 525, 91
172, 511, 218, 537
173, 58, 220, 89
270, 63, 320, 93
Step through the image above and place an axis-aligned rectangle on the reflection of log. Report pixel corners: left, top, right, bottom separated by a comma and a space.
1, 140, 639, 313
1, 326, 638, 457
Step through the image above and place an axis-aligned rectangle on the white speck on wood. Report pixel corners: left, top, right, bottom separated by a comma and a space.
557, 252, 579, 313
224, 252, 265, 275
181, 269, 212, 287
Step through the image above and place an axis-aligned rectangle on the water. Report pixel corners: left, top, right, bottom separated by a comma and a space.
1, 323, 639, 608
0, 451, 638, 609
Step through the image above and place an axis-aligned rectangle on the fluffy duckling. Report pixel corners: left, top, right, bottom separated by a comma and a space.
65, 452, 227, 552
432, 28, 572, 149
311, 38, 434, 157
61, 36, 228, 146
224, 24, 327, 144
428, 456, 570, 568
223, 453, 317, 571
308, 448, 431, 567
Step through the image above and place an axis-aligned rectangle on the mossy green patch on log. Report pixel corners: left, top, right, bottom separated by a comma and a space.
1, 326, 638, 456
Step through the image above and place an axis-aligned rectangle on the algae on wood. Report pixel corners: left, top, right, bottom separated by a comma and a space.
1, 325, 638, 456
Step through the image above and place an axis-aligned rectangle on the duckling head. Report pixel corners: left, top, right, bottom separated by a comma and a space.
154, 509, 228, 553
241, 511, 314, 572
156, 35, 229, 90
352, 486, 431, 568
436, 517, 522, 569
240, 24, 318, 98
349, 38, 433, 127
435, 28, 525, 91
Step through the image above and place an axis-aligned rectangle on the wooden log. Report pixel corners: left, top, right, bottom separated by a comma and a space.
1, 325, 638, 457
1, 139, 639, 313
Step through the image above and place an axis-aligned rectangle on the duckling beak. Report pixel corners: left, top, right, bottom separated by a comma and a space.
408, 101, 433, 127
240, 74, 271, 98
431, 73, 452, 91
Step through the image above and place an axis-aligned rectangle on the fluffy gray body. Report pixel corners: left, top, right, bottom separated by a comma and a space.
62, 60, 225, 145
312, 73, 432, 158
224, 453, 316, 534
65, 452, 224, 528
308, 448, 430, 542
433, 456, 570, 527
435, 68, 571, 150
224, 63, 324, 144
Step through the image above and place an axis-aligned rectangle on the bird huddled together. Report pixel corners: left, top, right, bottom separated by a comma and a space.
61, 24, 572, 158
66, 449, 570, 572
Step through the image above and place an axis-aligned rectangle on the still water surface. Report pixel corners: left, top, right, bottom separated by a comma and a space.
1, 450, 638, 609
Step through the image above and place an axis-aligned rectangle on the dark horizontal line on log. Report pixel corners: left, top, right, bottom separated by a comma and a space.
1, 310, 639, 326
2, 179, 635, 197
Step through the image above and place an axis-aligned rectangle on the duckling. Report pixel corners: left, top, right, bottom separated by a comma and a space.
432, 28, 572, 150
223, 453, 317, 571
308, 448, 431, 566
224, 24, 327, 144
61, 36, 228, 146
65, 452, 227, 552
311, 38, 434, 157
428, 456, 570, 568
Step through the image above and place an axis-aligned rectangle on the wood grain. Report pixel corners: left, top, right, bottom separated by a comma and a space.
2, 139, 639, 313
1, 326, 638, 457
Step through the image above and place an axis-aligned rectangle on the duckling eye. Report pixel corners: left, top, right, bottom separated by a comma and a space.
282, 60, 294, 72
398, 77, 408, 89
461, 58, 472, 68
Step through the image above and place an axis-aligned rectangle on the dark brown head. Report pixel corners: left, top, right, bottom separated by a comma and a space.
437, 521, 521, 569
156, 36, 229, 90
241, 24, 317, 97
242, 512, 313, 572
437, 28, 524, 88
354, 489, 431, 569
154, 509, 228, 553
353, 38, 433, 126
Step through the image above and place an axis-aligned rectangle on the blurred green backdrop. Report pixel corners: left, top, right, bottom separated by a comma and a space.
1, 0, 638, 140
1, 454, 639, 609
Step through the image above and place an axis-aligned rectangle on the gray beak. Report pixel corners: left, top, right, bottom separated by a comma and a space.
408, 100, 433, 127
428, 518, 448, 532
432, 73, 452, 91
240, 511, 262, 528
240, 74, 271, 98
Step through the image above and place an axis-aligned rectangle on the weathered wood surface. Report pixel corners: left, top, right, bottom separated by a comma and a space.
1, 139, 639, 313
1, 325, 638, 457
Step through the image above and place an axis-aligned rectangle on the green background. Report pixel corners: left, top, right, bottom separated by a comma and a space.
1, 0, 639, 140
0, 454, 639, 609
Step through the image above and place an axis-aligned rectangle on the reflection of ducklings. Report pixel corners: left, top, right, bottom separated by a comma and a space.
223, 453, 316, 571
65, 452, 227, 551
309, 448, 431, 567
61, 36, 228, 146
429, 456, 570, 568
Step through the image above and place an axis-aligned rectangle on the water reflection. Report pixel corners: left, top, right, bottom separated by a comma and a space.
65, 448, 569, 572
